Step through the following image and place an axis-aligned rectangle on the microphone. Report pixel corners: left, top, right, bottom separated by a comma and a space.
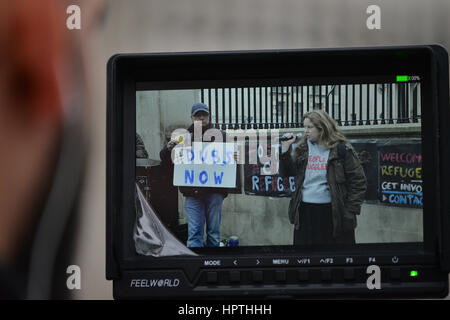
280, 133, 302, 142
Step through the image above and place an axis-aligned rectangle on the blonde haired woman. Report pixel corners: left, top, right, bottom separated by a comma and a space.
280, 110, 367, 245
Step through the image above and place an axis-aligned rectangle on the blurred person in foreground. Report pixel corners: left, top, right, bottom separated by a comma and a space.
0, 0, 104, 299
279, 110, 367, 246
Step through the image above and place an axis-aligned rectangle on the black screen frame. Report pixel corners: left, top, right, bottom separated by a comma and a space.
107, 46, 449, 285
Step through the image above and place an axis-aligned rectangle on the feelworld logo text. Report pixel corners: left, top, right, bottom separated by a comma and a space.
130, 279, 181, 288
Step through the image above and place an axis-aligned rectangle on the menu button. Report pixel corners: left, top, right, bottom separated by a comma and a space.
272, 259, 290, 265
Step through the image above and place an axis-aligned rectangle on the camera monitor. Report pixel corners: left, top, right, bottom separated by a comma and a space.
107, 46, 450, 299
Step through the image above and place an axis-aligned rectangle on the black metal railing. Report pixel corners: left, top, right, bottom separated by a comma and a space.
200, 83, 421, 130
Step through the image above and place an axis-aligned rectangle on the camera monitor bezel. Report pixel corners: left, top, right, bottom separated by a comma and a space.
107, 45, 450, 299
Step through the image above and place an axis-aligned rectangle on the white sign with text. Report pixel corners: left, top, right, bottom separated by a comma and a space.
173, 142, 236, 188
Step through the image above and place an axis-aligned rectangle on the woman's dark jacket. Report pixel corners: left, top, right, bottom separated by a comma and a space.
159, 123, 229, 198
279, 141, 367, 237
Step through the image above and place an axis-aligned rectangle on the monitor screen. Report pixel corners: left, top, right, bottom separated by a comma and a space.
134, 75, 423, 256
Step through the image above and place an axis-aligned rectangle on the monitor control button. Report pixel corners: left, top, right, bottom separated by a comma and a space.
275, 270, 287, 282
390, 268, 401, 281
206, 272, 218, 284
298, 270, 309, 282
321, 269, 332, 282
252, 271, 264, 283
229, 270, 240, 283
344, 268, 355, 281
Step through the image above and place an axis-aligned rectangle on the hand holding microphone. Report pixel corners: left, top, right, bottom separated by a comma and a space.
280, 133, 301, 153
167, 135, 186, 151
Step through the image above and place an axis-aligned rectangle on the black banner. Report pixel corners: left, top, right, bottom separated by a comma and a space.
352, 142, 378, 201
242, 138, 422, 209
243, 141, 295, 197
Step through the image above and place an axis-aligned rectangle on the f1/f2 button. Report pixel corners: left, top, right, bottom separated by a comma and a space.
321, 269, 332, 281
298, 270, 309, 282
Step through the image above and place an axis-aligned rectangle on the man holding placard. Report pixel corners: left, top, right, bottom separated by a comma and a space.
160, 103, 237, 248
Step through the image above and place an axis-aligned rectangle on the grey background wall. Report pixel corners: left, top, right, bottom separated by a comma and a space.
76, 0, 450, 299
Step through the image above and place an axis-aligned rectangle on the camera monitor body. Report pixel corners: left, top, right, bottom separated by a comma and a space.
107, 45, 450, 299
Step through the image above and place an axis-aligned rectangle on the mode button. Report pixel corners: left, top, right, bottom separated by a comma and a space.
206, 272, 218, 284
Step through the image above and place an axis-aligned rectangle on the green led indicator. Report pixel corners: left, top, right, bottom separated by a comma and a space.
397, 75, 409, 82
410, 270, 418, 277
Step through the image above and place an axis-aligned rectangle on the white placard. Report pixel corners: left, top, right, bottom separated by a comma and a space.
173, 142, 236, 188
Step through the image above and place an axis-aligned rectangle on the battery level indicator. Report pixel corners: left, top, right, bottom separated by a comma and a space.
396, 75, 420, 82
396, 75, 409, 82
